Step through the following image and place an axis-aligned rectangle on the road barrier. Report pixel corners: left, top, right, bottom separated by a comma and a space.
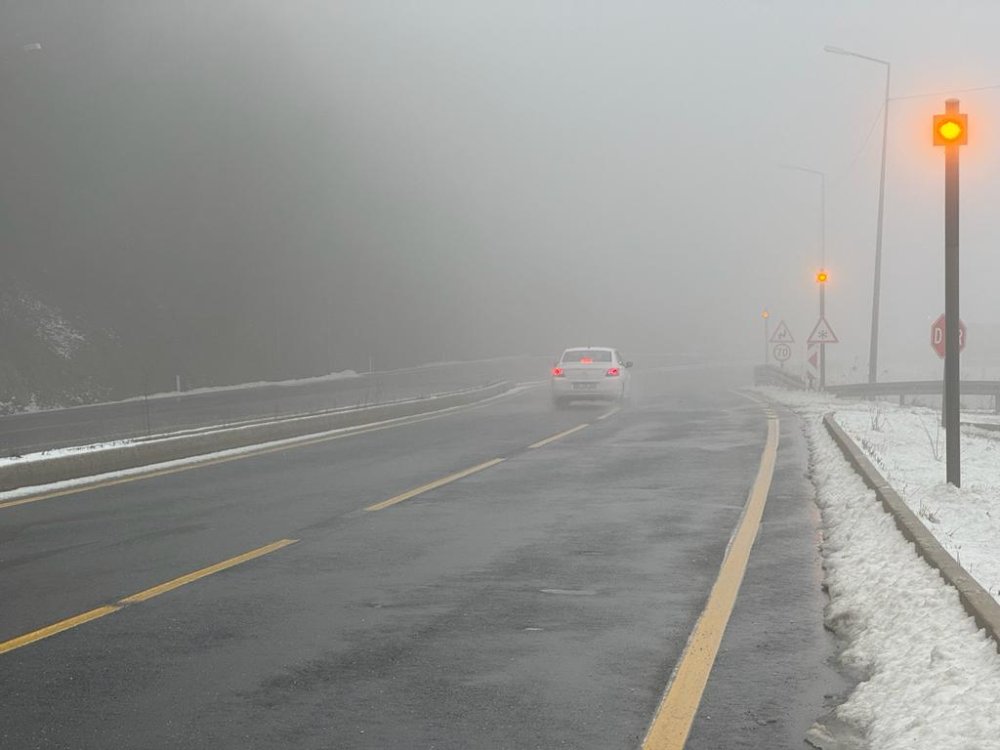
827, 380, 1000, 413
824, 412, 1000, 652
753, 364, 807, 390
0, 382, 514, 493
0, 356, 552, 457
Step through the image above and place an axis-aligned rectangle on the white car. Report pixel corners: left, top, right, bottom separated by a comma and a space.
551, 347, 632, 407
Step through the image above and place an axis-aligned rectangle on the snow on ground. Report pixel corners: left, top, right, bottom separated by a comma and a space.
757, 387, 1000, 750
766, 388, 1000, 604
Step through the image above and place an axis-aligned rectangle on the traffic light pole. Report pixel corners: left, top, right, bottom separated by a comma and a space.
819, 284, 826, 390
763, 312, 770, 365
943, 99, 961, 487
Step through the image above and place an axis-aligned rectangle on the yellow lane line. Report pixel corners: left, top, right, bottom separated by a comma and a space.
528, 423, 589, 449
0, 539, 298, 656
0, 390, 523, 513
598, 407, 620, 421
364, 458, 505, 512
642, 412, 780, 750
0, 606, 121, 656
119, 538, 298, 604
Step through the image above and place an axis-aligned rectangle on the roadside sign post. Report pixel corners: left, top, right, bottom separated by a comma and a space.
772, 343, 792, 365
769, 321, 794, 369
931, 313, 966, 432
805, 343, 819, 389
931, 314, 965, 360
807, 313, 838, 390
934, 98, 967, 487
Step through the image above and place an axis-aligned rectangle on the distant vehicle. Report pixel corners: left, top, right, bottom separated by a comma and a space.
551, 347, 632, 407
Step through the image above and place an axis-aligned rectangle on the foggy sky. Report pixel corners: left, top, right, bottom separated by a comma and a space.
4, 1, 1000, 385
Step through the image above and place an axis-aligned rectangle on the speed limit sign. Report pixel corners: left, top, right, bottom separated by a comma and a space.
772, 343, 792, 363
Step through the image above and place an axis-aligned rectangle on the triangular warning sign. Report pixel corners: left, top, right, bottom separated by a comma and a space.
769, 320, 795, 344
808, 317, 839, 344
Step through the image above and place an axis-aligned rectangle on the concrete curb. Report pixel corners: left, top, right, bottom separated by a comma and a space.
823, 412, 1000, 651
0, 382, 513, 493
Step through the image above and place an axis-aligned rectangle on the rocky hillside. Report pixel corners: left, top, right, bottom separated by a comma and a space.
0, 282, 118, 412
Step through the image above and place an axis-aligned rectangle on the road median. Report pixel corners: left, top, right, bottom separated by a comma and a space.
0, 382, 513, 493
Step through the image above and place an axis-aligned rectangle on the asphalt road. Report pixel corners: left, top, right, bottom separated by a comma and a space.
0, 364, 846, 749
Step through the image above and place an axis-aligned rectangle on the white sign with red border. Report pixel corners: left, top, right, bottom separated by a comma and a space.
808, 317, 838, 345
769, 320, 794, 344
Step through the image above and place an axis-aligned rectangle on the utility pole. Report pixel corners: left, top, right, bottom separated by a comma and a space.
933, 98, 967, 487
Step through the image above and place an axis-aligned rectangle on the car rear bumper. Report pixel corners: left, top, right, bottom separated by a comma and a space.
551, 378, 624, 400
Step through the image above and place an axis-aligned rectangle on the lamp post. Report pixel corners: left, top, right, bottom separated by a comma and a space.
824, 45, 890, 384
780, 164, 826, 268
761, 309, 770, 365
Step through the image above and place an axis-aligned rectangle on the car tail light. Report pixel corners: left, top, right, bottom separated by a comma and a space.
606, 367, 620, 377
552, 367, 565, 377
580, 357, 593, 364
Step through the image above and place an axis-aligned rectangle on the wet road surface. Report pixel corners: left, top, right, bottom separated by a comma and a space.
0, 365, 844, 748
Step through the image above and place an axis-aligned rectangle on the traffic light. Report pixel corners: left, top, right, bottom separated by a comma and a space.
933, 112, 968, 146
761, 309, 769, 319
816, 270, 829, 284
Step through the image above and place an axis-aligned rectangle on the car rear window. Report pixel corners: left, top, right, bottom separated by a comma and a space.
561, 350, 612, 363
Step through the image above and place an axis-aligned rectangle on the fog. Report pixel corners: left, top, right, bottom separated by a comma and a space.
4, 1, 1000, 398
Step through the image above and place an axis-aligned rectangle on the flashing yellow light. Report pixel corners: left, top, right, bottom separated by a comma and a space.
761, 310, 769, 319
933, 113, 968, 146
816, 271, 829, 284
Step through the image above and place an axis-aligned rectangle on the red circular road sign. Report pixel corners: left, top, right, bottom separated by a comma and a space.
931, 314, 966, 359
772, 343, 792, 362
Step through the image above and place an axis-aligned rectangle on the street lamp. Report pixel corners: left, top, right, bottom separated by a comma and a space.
779, 164, 826, 266
824, 45, 891, 385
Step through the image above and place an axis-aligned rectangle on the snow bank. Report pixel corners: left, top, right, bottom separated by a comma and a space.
759, 388, 1000, 749
833, 401, 999, 605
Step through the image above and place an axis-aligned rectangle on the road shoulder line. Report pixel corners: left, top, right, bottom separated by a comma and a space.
642, 408, 780, 749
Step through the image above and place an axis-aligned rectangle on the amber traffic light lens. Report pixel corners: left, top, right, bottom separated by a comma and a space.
939, 121, 962, 140
933, 113, 968, 146
816, 272, 828, 283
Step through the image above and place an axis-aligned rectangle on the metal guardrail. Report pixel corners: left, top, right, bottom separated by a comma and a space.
0, 356, 551, 457
0, 382, 516, 493
827, 380, 1000, 413
753, 364, 807, 390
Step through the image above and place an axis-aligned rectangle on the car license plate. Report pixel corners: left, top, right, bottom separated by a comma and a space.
573, 382, 598, 390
